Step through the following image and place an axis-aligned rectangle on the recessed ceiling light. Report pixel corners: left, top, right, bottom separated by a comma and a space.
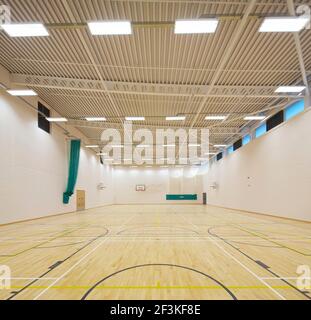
175, 19, 219, 34
2, 23, 49, 37
166, 116, 186, 121
188, 144, 201, 147
259, 17, 309, 33
88, 21, 132, 35
136, 145, 152, 148
125, 116, 145, 121
85, 145, 99, 148
214, 144, 227, 148
205, 152, 217, 155
7, 89, 37, 96
275, 86, 306, 93
112, 145, 124, 148
85, 117, 107, 121
244, 116, 266, 121
163, 144, 176, 147
205, 115, 228, 120
46, 117, 68, 122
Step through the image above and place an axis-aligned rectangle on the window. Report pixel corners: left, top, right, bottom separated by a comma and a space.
285, 100, 304, 121
255, 123, 267, 138
38, 102, 50, 133
242, 134, 251, 145
227, 146, 234, 155
233, 139, 242, 151
267, 110, 284, 131
216, 153, 223, 161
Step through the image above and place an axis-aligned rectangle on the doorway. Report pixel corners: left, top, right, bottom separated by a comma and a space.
76, 190, 86, 211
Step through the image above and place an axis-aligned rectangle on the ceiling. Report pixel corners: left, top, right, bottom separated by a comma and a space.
0, 0, 310, 160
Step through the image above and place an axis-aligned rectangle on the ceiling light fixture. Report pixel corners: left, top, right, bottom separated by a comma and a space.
2, 23, 49, 37
259, 17, 309, 33
112, 145, 124, 148
7, 89, 37, 96
46, 117, 68, 122
88, 21, 132, 35
175, 19, 219, 34
136, 145, 152, 148
85, 145, 99, 148
275, 86, 306, 93
85, 117, 107, 121
125, 116, 145, 121
244, 116, 266, 121
205, 115, 228, 120
214, 144, 227, 148
166, 116, 186, 121
163, 144, 176, 147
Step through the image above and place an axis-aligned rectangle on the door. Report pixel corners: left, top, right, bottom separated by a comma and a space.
76, 190, 86, 211
203, 192, 207, 205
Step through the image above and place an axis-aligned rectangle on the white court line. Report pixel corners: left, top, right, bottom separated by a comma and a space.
33, 214, 137, 300
180, 214, 286, 300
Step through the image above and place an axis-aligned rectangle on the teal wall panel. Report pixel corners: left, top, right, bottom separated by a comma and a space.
166, 194, 198, 201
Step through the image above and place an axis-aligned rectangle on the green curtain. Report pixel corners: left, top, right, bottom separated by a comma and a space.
63, 140, 81, 204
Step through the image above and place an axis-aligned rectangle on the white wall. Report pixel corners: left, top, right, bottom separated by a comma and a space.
114, 166, 204, 204
0, 67, 113, 224
206, 108, 311, 221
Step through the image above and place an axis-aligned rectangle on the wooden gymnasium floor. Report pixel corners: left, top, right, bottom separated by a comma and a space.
0, 204, 311, 300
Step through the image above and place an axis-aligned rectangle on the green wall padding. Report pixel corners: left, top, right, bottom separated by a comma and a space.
166, 194, 198, 201
63, 140, 81, 204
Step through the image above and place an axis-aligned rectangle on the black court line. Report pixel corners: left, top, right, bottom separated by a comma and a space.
34, 240, 90, 249
81, 263, 237, 300
0, 224, 110, 257
0, 226, 93, 257
207, 227, 311, 300
234, 226, 311, 256
6, 228, 109, 300
207, 226, 281, 248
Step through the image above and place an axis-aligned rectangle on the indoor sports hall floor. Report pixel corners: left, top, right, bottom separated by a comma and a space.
0, 204, 311, 300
